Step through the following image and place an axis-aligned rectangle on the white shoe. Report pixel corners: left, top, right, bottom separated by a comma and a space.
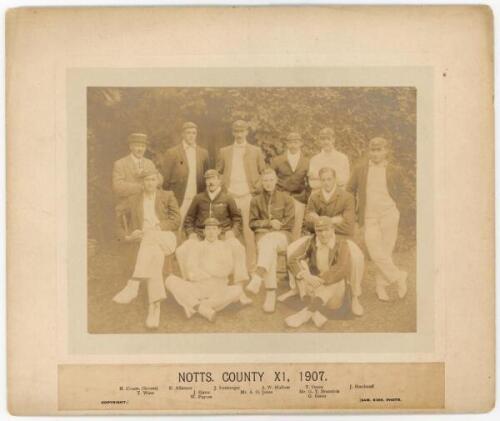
246, 275, 262, 295
112, 279, 140, 304
397, 271, 408, 299
351, 296, 364, 316
285, 308, 312, 328
198, 303, 216, 322
277, 289, 298, 302
312, 311, 328, 328
262, 290, 276, 313
376, 285, 390, 301
183, 305, 196, 319
145, 302, 160, 329
239, 292, 253, 306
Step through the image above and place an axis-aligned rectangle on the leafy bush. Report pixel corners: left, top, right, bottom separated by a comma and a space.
88, 87, 416, 250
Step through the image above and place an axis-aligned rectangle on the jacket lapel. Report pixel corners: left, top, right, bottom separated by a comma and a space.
135, 194, 144, 230
179, 144, 188, 170
243, 145, 251, 181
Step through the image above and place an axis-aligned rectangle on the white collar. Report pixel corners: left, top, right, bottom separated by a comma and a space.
233, 140, 247, 148
143, 191, 156, 201
183, 141, 196, 150
207, 187, 221, 200
321, 186, 336, 201
316, 236, 336, 250
369, 159, 388, 167
130, 153, 143, 163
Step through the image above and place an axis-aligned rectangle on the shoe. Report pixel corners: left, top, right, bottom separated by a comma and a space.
351, 296, 364, 316
285, 308, 312, 328
198, 303, 216, 322
376, 285, 390, 301
277, 289, 298, 302
246, 275, 263, 295
112, 279, 140, 304
183, 305, 196, 319
239, 292, 253, 306
262, 290, 276, 313
312, 311, 328, 328
145, 302, 160, 329
397, 271, 408, 299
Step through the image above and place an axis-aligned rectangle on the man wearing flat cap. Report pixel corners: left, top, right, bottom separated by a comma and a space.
271, 132, 310, 241
112, 169, 180, 329
347, 137, 408, 302
177, 169, 248, 284
162, 122, 210, 226
216, 120, 266, 269
308, 127, 350, 190
284, 216, 359, 329
165, 217, 252, 322
112, 132, 164, 209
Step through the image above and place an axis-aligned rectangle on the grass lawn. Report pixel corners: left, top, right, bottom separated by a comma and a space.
88, 243, 416, 334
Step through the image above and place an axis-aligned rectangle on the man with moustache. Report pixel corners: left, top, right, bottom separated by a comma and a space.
177, 169, 249, 284
216, 120, 266, 269
162, 121, 210, 225
112, 169, 180, 329
271, 132, 310, 241
112, 132, 163, 209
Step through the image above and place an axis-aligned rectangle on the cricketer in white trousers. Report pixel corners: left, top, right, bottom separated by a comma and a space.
234, 193, 257, 271
256, 231, 290, 289
165, 239, 245, 317
131, 230, 177, 303
291, 198, 306, 241
176, 234, 248, 283
364, 207, 404, 288
285, 236, 364, 301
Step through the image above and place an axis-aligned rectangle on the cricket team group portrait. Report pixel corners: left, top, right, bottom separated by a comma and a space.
87, 87, 417, 334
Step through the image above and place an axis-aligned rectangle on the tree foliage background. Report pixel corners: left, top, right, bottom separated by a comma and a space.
88, 87, 416, 249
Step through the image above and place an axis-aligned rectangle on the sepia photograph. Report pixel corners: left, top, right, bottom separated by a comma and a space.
87, 86, 417, 334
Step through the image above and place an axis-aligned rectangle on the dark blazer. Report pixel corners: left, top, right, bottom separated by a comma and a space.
116, 190, 181, 240
288, 235, 351, 285
161, 143, 210, 205
304, 188, 356, 236
216, 143, 266, 196
183, 190, 242, 237
271, 152, 310, 204
346, 158, 403, 226
249, 190, 295, 239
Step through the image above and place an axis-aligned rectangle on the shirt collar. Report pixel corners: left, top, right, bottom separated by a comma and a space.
130, 153, 143, 163
316, 236, 336, 250
321, 186, 336, 201
369, 159, 388, 167
207, 187, 221, 200
143, 191, 156, 201
183, 141, 196, 150
233, 140, 247, 148
287, 150, 301, 159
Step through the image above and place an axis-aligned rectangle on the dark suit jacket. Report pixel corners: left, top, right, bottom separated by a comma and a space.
346, 158, 403, 226
249, 190, 295, 239
216, 143, 266, 195
116, 190, 181, 240
304, 188, 356, 236
288, 235, 351, 285
271, 152, 310, 203
161, 143, 210, 205
183, 190, 242, 237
